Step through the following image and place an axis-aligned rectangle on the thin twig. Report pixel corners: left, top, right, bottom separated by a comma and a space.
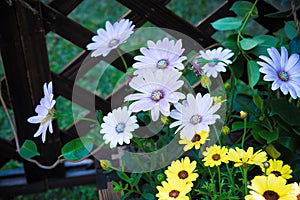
290, 0, 300, 36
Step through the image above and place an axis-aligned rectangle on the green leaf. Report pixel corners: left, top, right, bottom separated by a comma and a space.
265, 144, 281, 159
231, 121, 255, 132
131, 173, 142, 186
264, 9, 292, 18
251, 35, 280, 56
253, 90, 263, 111
268, 98, 300, 126
284, 21, 297, 40
251, 125, 266, 144
117, 171, 131, 183
61, 137, 94, 161
19, 140, 40, 159
259, 128, 279, 144
96, 110, 103, 125
247, 60, 260, 88
211, 17, 242, 31
142, 193, 155, 200
240, 38, 263, 50
290, 36, 300, 54
278, 136, 298, 152
230, 1, 258, 18
112, 181, 122, 192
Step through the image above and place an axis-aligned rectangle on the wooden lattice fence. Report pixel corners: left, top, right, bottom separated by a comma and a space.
0, 0, 299, 198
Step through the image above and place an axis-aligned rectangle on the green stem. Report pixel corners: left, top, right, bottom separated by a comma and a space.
241, 118, 247, 149
217, 166, 222, 198
55, 113, 99, 124
116, 48, 128, 71
243, 167, 248, 196
226, 164, 235, 190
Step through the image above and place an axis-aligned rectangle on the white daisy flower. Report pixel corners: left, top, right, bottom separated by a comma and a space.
86, 19, 135, 57
100, 106, 139, 148
198, 47, 234, 78
169, 93, 221, 140
124, 69, 185, 121
257, 47, 300, 99
27, 82, 55, 143
132, 37, 187, 75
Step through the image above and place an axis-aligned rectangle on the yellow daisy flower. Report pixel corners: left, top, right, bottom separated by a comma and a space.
202, 145, 228, 167
179, 131, 209, 151
165, 157, 199, 184
261, 159, 292, 179
156, 180, 192, 200
245, 174, 298, 200
292, 182, 300, 200
228, 147, 267, 168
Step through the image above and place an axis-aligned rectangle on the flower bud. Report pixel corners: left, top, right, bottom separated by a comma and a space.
221, 126, 230, 135
263, 161, 270, 169
157, 173, 165, 182
240, 111, 248, 119
200, 75, 211, 88
100, 160, 111, 170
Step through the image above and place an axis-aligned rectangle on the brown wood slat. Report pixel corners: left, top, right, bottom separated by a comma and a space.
0, 0, 64, 183
49, 0, 83, 16
0, 138, 20, 168
117, 0, 217, 48
52, 73, 111, 115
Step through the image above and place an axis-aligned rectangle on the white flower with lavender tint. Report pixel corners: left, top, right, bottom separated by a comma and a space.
198, 47, 234, 78
27, 82, 55, 143
100, 106, 139, 148
170, 93, 221, 140
86, 19, 135, 57
124, 69, 185, 121
132, 37, 187, 75
257, 47, 300, 99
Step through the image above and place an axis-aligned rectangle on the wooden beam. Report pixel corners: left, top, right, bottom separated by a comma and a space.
0, 0, 65, 182
116, 0, 217, 48
49, 0, 83, 16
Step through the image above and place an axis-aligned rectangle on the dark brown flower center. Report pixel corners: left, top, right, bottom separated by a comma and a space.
157, 59, 169, 69
190, 114, 202, 125
151, 90, 163, 101
263, 190, 279, 200
297, 194, 300, 200
271, 171, 282, 177
169, 190, 180, 198
212, 154, 220, 161
178, 170, 188, 179
191, 134, 201, 142
278, 71, 289, 81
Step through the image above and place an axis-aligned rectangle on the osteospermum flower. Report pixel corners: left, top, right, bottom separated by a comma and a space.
198, 47, 234, 78
169, 93, 221, 140
156, 180, 192, 200
245, 174, 298, 200
27, 82, 55, 143
228, 147, 267, 168
86, 19, 135, 57
261, 159, 293, 179
293, 182, 300, 200
100, 106, 139, 148
124, 69, 185, 121
179, 130, 209, 151
202, 145, 228, 167
257, 47, 300, 99
164, 157, 198, 184
132, 37, 186, 75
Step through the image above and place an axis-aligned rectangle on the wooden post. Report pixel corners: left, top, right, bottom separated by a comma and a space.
0, 0, 65, 183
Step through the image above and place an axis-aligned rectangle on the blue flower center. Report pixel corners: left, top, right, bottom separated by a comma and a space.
278, 71, 289, 82
108, 39, 119, 47
190, 114, 202, 125
157, 59, 169, 69
151, 90, 163, 101
115, 123, 125, 133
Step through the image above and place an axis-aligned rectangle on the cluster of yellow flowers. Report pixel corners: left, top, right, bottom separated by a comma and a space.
156, 157, 198, 200
156, 142, 300, 199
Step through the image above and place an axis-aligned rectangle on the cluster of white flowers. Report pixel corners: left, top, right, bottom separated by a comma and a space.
29, 19, 300, 147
